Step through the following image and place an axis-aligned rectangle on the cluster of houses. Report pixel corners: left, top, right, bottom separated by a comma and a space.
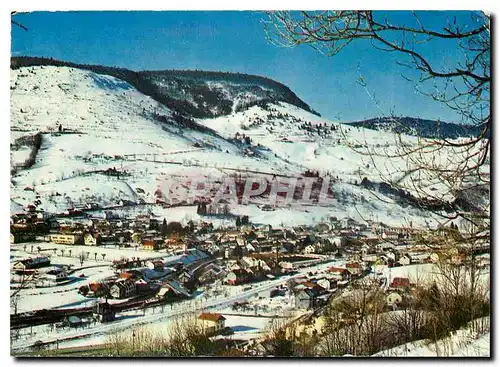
224, 256, 276, 285
11, 206, 490, 321
10, 211, 49, 243
194, 216, 451, 266
10, 207, 419, 259
11, 256, 69, 284
78, 249, 208, 302
197, 224, 344, 260
289, 261, 369, 310
11, 212, 202, 253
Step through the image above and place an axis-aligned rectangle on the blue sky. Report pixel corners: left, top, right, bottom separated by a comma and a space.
11, 11, 484, 122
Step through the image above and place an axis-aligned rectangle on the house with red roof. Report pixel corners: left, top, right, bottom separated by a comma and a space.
389, 277, 411, 290
345, 262, 363, 276
327, 266, 350, 280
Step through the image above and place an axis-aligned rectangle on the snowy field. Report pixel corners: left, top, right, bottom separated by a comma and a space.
380, 263, 490, 289
373, 317, 490, 357
10, 242, 209, 314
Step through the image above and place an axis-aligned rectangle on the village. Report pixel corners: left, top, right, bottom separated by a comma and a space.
10, 206, 490, 355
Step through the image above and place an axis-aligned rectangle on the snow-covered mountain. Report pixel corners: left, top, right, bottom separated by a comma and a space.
347, 116, 486, 139
12, 57, 319, 119
140, 69, 319, 118
195, 99, 489, 223
10, 61, 487, 228
10, 65, 290, 212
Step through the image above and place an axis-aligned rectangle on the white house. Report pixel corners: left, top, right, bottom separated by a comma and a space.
372, 264, 387, 275
361, 254, 377, 262
345, 263, 363, 276
43, 267, 68, 282
279, 261, 294, 273
408, 252, 429, 264
303, 244, 316, 254
197, 313, 226, 333
398, 254, 411, 266
84, 233, 100, 246
327, 267, 349, 281
316, 278, 331, 291
476, 254, 490, 268
330, 236, 343, 247
386, 292, 403, 307
429, 252, 440, 263
110, 279, 136, 299
240, 256, 258, 268
229, 262, 242, 271
385, 251, 396, 261
360, 244, 371, 254
145, 260, 165, 271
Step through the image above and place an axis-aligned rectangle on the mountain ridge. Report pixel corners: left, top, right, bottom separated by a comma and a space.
347, 116, 486, 139
11, 56, 320, 119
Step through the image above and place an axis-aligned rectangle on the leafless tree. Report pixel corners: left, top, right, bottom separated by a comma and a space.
11, 271, 36, 315
430, 250, 489, 332
385, 297, 426, 347
10, 293, 21, 316
11, 12, 28, 31
106, 314, 214, 356
333, 277, 386, 355
264, 11, 490, 241
263, 316, 299, 356
79, 252, 86, 267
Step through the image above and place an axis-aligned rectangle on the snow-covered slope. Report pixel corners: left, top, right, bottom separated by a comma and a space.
197, 101, 490, 223
10, 66, 291, 214
11, 57, 318, 119
373, 317, 490, 357
198, 101, 418, 178
11, 64, 485, 228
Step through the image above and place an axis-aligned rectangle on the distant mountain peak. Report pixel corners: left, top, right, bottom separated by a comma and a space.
347, 116, 486, 139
